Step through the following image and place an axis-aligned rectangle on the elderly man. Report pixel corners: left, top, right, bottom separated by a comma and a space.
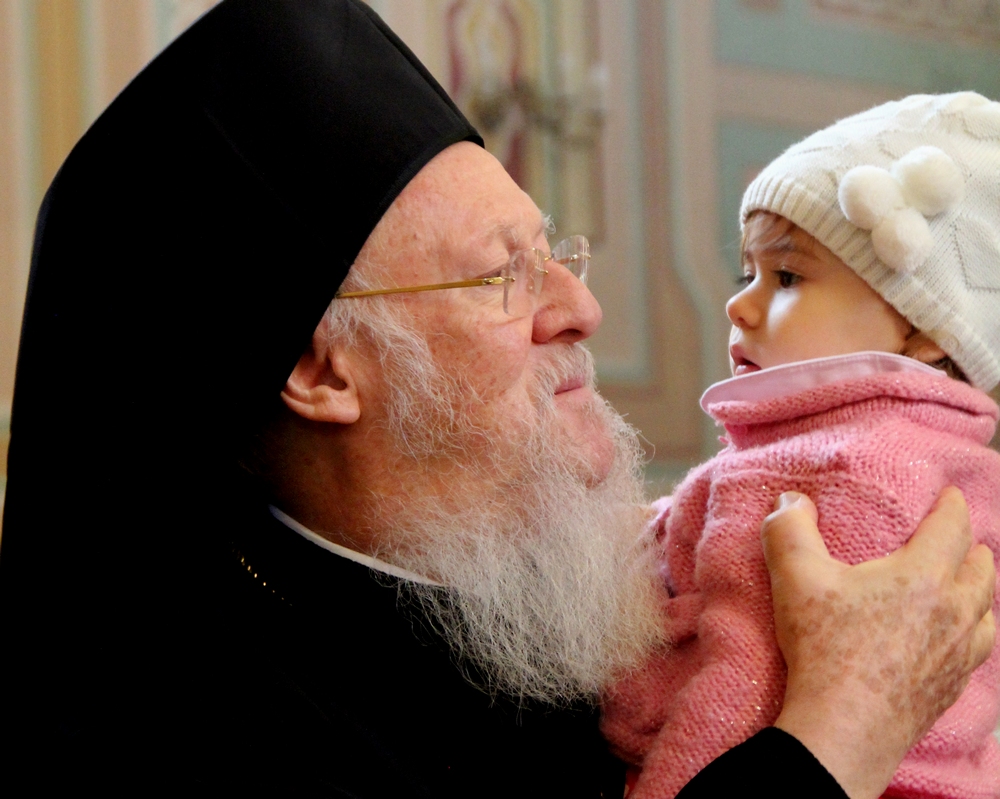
1, 1, 993, 797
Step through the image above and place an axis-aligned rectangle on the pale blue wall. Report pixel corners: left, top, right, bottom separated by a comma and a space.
715, 0, 1000, 279
716, 0, 1000, 96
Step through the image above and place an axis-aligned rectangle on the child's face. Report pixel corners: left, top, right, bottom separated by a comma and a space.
728, 213, 911, 376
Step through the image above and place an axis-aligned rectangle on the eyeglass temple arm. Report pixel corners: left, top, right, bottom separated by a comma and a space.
335, 247, 589, 300
335, 276, 509, 299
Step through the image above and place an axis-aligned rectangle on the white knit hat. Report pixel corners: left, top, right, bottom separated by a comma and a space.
741, 91, 1000, 391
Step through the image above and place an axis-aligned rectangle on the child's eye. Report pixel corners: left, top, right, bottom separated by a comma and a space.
776, 269, 801, 288
735, 272, 753, 287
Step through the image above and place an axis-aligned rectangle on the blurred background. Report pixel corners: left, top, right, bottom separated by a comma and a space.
2, 0, 1000, 516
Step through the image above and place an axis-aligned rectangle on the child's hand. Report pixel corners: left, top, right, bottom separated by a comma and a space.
761, 487, 995, 799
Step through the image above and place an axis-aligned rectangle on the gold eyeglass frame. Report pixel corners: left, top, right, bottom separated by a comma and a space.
333, 236, 590, 315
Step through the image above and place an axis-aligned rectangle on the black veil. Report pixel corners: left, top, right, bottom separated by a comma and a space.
0, 0, 480, 783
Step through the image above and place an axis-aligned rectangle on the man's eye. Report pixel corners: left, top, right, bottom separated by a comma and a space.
776, 269, 801, 288
475, 264, 506, 281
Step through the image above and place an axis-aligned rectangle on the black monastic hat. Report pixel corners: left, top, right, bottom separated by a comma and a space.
0, 0, 481, 775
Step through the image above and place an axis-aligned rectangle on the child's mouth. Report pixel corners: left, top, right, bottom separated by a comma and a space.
730, 345, 761, 376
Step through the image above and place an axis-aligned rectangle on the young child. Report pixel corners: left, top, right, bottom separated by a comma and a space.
602, 92, 1000, 799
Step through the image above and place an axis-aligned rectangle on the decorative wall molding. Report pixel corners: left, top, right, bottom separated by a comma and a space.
715, 64, 901, 130
663, 0, 729, 454
443, 0, 607, 245
815, 0, 1000, 47
579, 0, 649, 384
719, 0, 1000, 97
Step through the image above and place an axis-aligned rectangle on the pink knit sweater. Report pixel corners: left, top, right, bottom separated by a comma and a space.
602, 354, 1000, 799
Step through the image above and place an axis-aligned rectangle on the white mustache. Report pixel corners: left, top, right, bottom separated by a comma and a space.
532, 343, 597, 397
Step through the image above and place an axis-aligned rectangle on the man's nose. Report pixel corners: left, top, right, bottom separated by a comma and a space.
532, 259, 602, 344
726, 286, 760, 329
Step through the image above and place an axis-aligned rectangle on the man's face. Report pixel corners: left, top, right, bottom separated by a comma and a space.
324, 143, 663, 703
349, 142, 612, 484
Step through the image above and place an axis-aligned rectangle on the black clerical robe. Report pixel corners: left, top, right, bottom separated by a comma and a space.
177, 509, 846, 797
0, 501, 845, 797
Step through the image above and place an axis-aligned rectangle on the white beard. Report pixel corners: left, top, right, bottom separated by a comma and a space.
354, 318, 666, 706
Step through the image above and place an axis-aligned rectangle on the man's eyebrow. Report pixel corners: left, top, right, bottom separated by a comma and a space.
489, 215, 548, 251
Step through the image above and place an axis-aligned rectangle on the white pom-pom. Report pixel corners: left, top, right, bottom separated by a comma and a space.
838, 165, 904, 230
891, 146, 964, 216
964, 103, 1000, 139
871, 208, 934, 273
944, 92, 989, 112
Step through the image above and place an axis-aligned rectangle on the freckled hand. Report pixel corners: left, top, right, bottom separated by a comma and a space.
762, 488, 995, 799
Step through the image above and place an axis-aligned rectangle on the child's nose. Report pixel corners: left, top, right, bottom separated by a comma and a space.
726, 287, 760, 329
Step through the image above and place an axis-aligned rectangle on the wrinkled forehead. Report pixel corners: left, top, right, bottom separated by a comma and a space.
386, 143, 546, 259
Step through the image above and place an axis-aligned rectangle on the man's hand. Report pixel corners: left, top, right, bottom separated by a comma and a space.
762, 488, 996, 799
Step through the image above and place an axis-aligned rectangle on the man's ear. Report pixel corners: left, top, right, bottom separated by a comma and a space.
281, 325, 361, 424
901, 330, 947, 365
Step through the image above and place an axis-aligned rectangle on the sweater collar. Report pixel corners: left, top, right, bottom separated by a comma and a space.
699, 352, 997, 450
700, 352, 944, 411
